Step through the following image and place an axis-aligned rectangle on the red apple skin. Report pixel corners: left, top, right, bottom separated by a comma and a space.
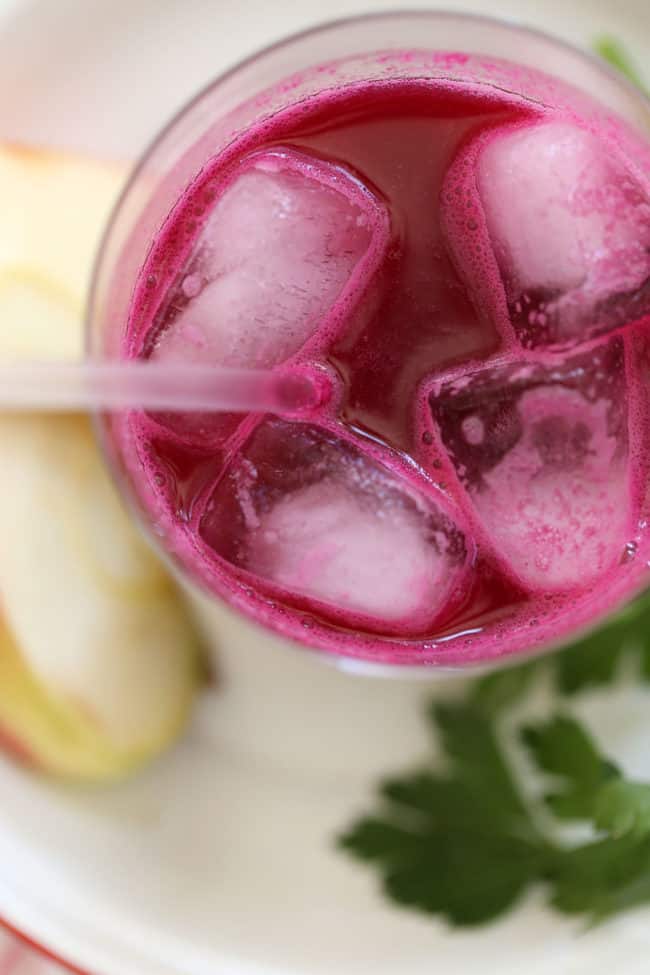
0, 723, 37, 768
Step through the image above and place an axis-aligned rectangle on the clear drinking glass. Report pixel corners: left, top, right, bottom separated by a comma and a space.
87, 11, 650, 671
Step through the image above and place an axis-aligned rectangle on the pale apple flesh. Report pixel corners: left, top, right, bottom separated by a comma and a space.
0, 145, 203, 780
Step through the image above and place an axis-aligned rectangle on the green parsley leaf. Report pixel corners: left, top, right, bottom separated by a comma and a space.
521, 715, 619, 819
339, 701, 548, 926
432, 701, 534, 830
338, 817, 422, 863
595, 780, 650, 839
549, 833, 650, 923
383, 829, 542, 927
340, 701, 650, 928
469, 659, 542, 715
553, 619, 632, 695
553, 594, 650, 695
595, 37, 647, 92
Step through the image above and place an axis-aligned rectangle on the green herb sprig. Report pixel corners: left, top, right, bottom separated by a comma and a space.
595, 37, 647, 92
340, 666, 650, 927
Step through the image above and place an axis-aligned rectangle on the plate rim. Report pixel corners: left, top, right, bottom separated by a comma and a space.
2, 0, 650, 973
0, 917, 94, 975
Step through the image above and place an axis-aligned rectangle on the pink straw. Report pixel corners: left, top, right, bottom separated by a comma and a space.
0, 361, 320, 414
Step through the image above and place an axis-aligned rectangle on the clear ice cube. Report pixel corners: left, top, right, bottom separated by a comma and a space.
153, 150, 385, 368
200, 420, 473, 634
430, 339, 633, 591
477, 121, 650, 347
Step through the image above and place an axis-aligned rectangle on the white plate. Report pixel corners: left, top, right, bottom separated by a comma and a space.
1, 1, 650, 974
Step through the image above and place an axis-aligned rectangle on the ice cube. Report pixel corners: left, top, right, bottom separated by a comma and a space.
430, 339, 633, 591
200, 421, 473, 635
153, 150, 386, 368
477, 121, 650, 347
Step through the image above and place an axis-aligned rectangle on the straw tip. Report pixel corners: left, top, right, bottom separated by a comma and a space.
276, 370, 329, 414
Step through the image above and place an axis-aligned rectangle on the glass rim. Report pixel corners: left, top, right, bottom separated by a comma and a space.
85, 7, 650, 357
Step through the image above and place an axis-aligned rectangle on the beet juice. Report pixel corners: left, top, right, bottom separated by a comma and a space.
99, 34, 650, 668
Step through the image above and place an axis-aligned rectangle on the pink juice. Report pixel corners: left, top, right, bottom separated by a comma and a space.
110, 51, 650, 667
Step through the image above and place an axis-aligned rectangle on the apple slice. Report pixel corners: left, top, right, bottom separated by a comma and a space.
0, 145, 124, 361
0, 414, 202, 779
0, 145, 202, 779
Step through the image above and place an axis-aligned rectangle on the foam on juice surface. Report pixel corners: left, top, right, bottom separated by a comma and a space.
114, 55, 650, 667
